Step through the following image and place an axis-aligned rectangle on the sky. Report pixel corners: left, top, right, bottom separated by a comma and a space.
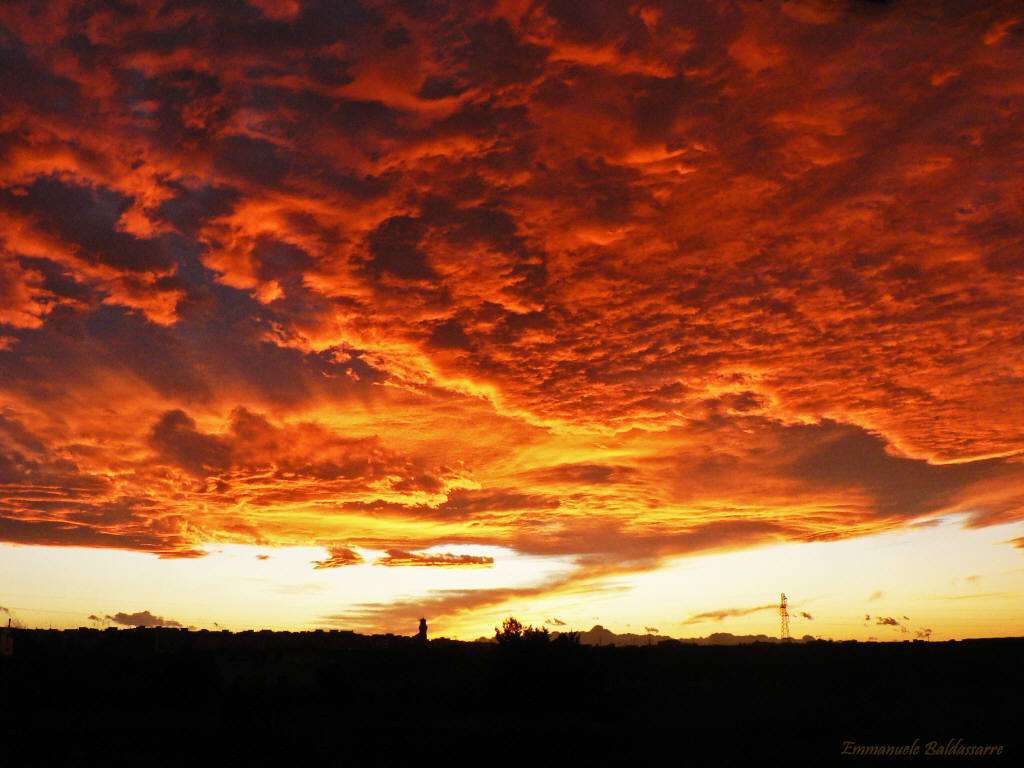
1, 0, 1023, 641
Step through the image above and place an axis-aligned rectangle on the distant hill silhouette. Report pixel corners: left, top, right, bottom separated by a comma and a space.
548, 624, 816, 646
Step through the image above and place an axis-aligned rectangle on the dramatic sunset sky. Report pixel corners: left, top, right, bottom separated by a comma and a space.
1, 0, 1023, 641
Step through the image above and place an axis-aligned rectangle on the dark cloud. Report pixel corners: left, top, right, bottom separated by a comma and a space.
455, 18, 550, 89
106, 610, 183, 628
875, 616, 900, 626
435, 489, 560, 517
155, 183, 240, 236
0, 412, 47, 454
786, 424, 1003, 519
363, 216, 436, 281
145, 406, 451, 494
149, 409, 233, 477
427, 318, 472, 351
523, 463, 637, 486
417, 75, 467, 101
0, 515, 204, 558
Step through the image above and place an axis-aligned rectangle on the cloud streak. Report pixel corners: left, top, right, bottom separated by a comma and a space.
682, 604, 778, 624
374, 549, 495, 568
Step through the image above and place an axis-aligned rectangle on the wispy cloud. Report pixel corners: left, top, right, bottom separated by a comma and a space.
683, 604, 777, 625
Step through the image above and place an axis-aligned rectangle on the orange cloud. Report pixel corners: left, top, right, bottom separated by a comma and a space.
312, 546, 364, 569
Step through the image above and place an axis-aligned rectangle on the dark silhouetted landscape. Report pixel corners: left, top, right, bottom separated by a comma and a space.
0, 626, 1017, 764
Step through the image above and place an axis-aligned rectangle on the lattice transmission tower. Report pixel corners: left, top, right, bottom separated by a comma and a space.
779, 592, 790, 642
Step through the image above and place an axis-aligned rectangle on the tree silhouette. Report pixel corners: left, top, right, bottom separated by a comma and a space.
495, 616, 524, 643
494, 617, 549, 645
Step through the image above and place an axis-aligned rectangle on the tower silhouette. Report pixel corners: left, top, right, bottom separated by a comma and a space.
779, 593, 790, 642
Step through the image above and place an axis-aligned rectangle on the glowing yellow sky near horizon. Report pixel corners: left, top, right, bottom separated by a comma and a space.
3, 514, 1021, 642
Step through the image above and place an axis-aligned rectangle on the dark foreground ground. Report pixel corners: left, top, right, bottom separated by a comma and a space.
0, 629, 1018, 765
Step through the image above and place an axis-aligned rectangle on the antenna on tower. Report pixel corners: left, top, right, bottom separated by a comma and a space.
779, 593, 790, 642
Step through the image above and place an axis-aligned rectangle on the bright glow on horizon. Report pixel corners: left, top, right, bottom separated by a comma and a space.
4, 515, 1022, 641
0, 542, 579, 633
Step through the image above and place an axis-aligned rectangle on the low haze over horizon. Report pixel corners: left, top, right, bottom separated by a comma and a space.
1, 0, 1024, 641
